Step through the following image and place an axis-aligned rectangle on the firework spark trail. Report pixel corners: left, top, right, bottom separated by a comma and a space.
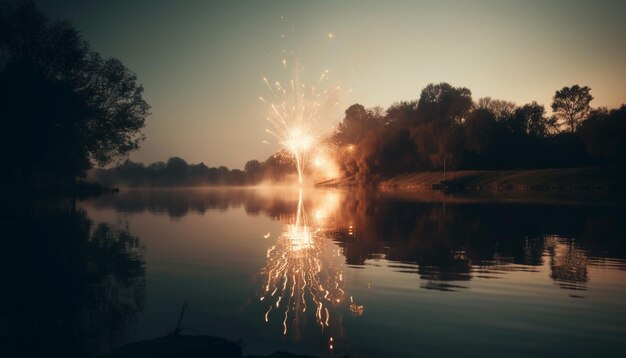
260, 61, 341, 185
259, 189, 363, 347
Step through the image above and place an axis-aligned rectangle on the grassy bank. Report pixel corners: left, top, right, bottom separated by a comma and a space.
318, 167, 626, 192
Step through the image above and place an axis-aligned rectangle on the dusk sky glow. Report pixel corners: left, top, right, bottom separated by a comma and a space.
3, 2, 626, 356
36, 0, 625, 168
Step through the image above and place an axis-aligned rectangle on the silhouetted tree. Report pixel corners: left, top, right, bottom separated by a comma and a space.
579, 105, 626, 166
164, 157, 189, 184
260, 152, 296, 181
0, 1, 149, 190
353, 125, 418, 183
227, 169, 246, 185
116, 159, 146, 187
475, 97, 516, 121
417, 82, 473, 125
188, 162, 209, 185
551, 85, 593, 133
510, 101, 554, 137
411, 83, 472, 169
464, 108, 498, 155
386, 101, 419, 126
334, 103, 384, 146
245, 159, 262, 183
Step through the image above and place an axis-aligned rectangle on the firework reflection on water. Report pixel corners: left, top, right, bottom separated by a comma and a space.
258, 189, 363, 351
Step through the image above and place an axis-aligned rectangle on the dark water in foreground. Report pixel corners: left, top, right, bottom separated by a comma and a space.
1, 188, 626, 357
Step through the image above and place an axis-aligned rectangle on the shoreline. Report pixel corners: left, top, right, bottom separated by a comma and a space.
317, 167, 626, 193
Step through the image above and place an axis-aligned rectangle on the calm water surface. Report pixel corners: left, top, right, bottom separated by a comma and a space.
2, 188, 626, 357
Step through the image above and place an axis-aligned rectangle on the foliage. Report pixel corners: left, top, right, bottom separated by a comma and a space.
0, 1, 149, 189
551, 85, 593, 133
578, 105, 626, 165
93, 82, 624, 187
332, 82, 624, 183
90, 154, 296, 187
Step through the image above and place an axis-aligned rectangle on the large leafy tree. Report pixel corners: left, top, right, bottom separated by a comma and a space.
551, 85, 592, 133
0, 1, 149, 187
464, 108, 498, 154
509, 101, 554, 137
411, 83, 472, 169
334, 103, 384, 146
416, 82, 472, 125
579, 105, 626, 166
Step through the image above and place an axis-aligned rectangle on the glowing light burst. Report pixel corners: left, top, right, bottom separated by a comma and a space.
260, 62, 341, 185
259, 189, 362, 344
312, 149, 340, 179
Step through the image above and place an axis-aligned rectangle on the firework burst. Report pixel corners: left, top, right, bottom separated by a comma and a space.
260, 60, 341, 185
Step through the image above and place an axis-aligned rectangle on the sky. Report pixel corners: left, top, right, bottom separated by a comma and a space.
35, 0, 626, 169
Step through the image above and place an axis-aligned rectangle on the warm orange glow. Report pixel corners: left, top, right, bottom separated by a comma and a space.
311, 150, 340, 180
284, 127, 313, 154
259, 188, 362, 344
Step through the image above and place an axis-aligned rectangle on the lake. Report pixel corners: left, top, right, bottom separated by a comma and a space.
2, 187, 626, 357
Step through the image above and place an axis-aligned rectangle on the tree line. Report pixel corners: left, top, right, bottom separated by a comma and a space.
3, 2, 624, 190
95, 82, 624, 187
330, 83, 625, 183
90, 154, 296, 187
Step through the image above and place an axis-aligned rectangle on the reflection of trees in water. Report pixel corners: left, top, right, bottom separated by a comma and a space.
326, 193, 626, 293
545, 236, 588, 291
0, 200, 145, 357
88, 188, 299, 219
88, 188, 626, 294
